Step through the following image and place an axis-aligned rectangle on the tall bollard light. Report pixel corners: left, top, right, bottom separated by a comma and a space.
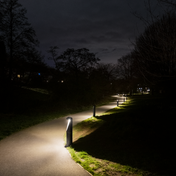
117, 100, 119, 106
93, 105, 96, 117
65, 117, 72, 147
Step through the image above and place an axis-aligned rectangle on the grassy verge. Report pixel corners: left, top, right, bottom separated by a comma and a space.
67, 95, 176, 176
0, 86, 115, 141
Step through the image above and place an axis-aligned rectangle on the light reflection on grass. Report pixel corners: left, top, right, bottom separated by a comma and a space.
22, 86, 50, 95
67, 96, 172, 176
67, 146, 146, 176
67, 98, 148, 176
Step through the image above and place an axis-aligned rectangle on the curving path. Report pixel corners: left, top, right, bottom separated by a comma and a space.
0, 95, 124, 176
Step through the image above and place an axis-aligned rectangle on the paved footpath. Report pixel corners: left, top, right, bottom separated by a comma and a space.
0, 95, 124, 176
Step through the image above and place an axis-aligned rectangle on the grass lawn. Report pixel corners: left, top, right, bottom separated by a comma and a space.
0, 86, 115, 141
68, 95, 176, 176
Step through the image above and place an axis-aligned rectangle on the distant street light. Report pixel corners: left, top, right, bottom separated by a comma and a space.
123, 94, 126, 102
65, 117, 72, 147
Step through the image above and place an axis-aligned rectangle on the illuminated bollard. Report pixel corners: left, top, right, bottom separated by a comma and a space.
65, 117, 72, 147
117, 100, 119, 106
123, 94, 126, 102
93, 105, 96, 117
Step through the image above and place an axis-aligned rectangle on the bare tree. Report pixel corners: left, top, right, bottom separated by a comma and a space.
0, 0, 39, 80
158, 0, 176, 8
47, 46, 59, 69
56, 48, 100, 76
134, 12, 176, 92
88, 63, 117, 97
117, 53, 135, 80
116, 53, 138, 94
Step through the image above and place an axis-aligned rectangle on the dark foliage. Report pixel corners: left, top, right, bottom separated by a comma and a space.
72, 96, 176, 176
134, 12, 176, 94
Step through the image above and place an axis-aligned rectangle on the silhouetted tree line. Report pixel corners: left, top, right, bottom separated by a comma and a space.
134, 12, 176, 94
47, 47, 117, 105
0, 0, 44, 81
116, 1, 176, 95
0, 0, 117, 113
46, 0, 176, 102
0, 0, 47, 111
2, 0, 176, 113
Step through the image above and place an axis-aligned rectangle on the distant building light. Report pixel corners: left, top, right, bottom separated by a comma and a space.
61, 80, 64, 83
17, 74, 20, 78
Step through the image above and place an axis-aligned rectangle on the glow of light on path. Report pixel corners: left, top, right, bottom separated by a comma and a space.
0, 96, 120, 176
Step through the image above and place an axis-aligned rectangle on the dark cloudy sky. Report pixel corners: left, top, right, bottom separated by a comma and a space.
18, 0, 165, 67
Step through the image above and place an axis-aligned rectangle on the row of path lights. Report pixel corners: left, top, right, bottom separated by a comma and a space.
66, 94, 128, 147
65, 105, 97, 147
117, 94, 127, 107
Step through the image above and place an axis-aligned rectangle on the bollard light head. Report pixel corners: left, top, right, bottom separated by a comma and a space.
66, 117, 72, 123
66, 117, 72, 120
66, 117, 72, 130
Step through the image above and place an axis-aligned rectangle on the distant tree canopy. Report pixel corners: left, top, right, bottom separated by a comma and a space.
117, 53, 135, 80
89, 63, 117, 96
57, 48, 100, 73
133, 12, 176, 92
0, 0, 41, 79
48, 48, 100, 83
47, 46, 59, 69
116, 53, 140, 94
47, 47, 119, 102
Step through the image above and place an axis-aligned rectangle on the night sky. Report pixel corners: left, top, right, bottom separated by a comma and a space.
18, 0, 164, 67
